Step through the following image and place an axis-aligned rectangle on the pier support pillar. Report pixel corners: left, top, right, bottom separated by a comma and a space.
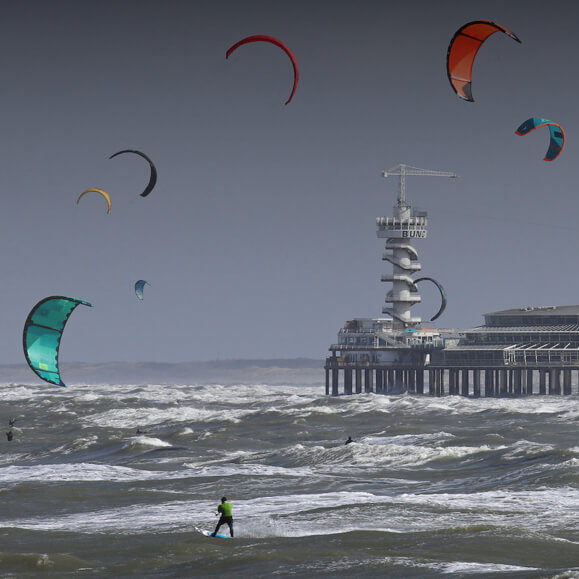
473, 369, 481, 398
449, 369, 458, 396
539, 370, 547, 395
428, 370, 435, 396
563, 369, 572, 395
549, 369, 561, 395
526, 369, 534, 395
461, 369, 469, 397
433, 369, 440, 396
395, 370, 404, 392
408, 370, 416, 393
513, 369, 522, 396
364, 368, 373, 393
438, 369, 445, 396
344, 367, 353, 395
498, 369, 508, 396
332, 367, 339, 396
355, 368, 362, 394
484, 369, 493, 397
416, 370, 424, 395
375, 369, 384, 394
386, 369, 394, 393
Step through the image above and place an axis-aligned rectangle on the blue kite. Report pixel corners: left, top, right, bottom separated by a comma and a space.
515, 117, 565, 161
134, 280, 151, 300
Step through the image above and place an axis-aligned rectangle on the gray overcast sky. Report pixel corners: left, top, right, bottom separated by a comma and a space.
2, 0, 579, 364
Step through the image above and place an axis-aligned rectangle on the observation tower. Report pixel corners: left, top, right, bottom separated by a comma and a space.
378, 164, 457, 327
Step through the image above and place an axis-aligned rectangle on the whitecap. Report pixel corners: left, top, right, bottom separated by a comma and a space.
124, 436, 172, 449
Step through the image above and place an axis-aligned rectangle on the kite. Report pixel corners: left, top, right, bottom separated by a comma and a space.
77, 188, 112, 214
414, 277, 447, 322
515, 117, 565, 161
446, 20, 521, 102
109, 149, 158, 197
23, 296, 92, 387
134, 279, 150, 300
226, 34, 299, 105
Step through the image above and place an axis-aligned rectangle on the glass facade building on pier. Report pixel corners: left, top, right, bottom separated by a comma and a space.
437, 305, 579, 368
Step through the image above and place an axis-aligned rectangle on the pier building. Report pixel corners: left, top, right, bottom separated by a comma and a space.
324, 165, 579, 396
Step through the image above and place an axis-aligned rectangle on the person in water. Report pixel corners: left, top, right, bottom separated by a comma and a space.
6, 431, 13, 441
211, 496, 234, 537
345, 436, 354, 445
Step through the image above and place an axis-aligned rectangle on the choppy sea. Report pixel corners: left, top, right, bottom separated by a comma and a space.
1, 378, 578, 577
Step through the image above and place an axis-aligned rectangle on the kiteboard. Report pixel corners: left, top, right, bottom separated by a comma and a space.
195, 527, 230, 539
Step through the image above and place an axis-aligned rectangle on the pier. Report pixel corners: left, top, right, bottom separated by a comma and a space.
325, 164, 579, 397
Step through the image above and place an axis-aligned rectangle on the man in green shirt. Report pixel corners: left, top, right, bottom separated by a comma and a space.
212, 497, 234, 537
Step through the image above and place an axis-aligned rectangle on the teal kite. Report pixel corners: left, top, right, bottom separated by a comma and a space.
515, 117, 565, 161
23, 296, 92, 387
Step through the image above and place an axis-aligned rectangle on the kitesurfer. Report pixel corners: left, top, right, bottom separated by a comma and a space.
345, 436, 354, 445
6, 431, 13, 441
211, 496, 234, 537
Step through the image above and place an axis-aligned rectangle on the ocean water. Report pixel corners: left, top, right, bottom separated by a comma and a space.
1, 379, 578, 577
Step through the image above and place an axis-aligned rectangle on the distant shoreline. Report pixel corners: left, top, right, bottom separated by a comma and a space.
0, 358, 324, 385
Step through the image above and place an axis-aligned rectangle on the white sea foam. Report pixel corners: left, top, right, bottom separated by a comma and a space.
363, 557, 540, 576
81, 404, 258, 429
278, 438, 499, 471
51, 435, 100, 455
384, 394, 579, 418
73, 392, 101, 402
3, 483, 578, 541
438, 561, 539, 574
0, 384, 45, 401
502, 439, 557, 460
124, 436, 173, 449
352, 442, 495, 468
177, 427, 194, 435
364, 432, 455, 446
0, 460, 316, 485
0, 463, 179, 483
395, 487, 579, 532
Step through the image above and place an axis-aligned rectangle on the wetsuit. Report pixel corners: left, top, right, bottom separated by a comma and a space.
212, 501, 233, 537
